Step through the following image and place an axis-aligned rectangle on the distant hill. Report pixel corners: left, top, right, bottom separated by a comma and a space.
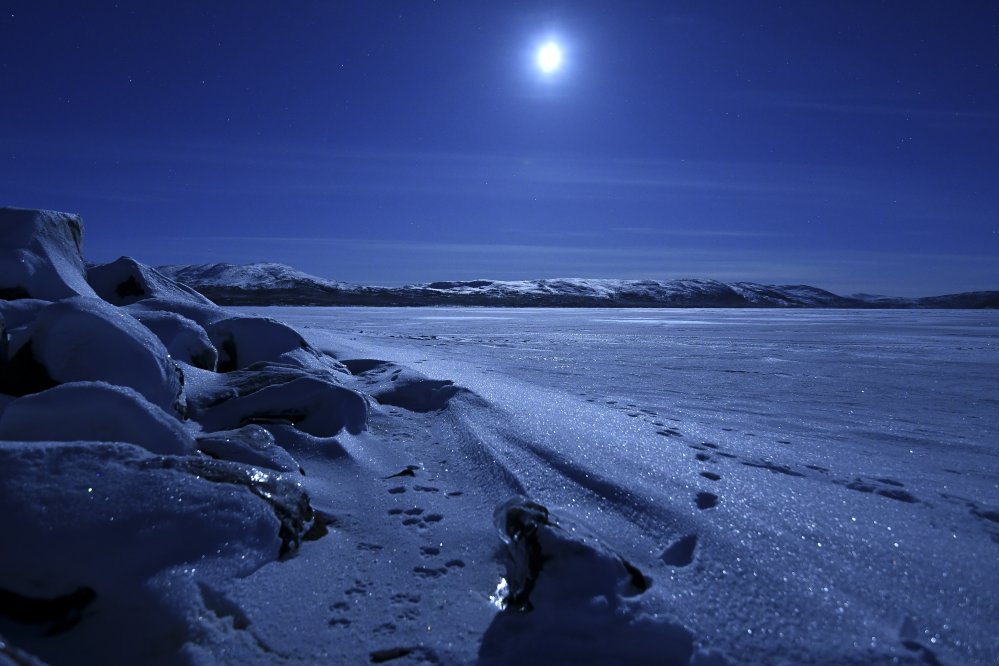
158, 262, 999, 309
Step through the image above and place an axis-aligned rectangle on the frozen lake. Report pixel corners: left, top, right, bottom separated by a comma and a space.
234, 306, 999, 664
252, 306, 998, 470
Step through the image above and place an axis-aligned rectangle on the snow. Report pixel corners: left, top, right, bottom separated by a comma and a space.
87, 256, 215, 307
196, 425, 303, 474
241, 305, 999, 665
0, 441, 295, 663
1, 211, 997, 665
157, 262, 999, 308
0, 381, 194, 455
191, 374, 368, 438
0, 207, 97, 301
130, 310, 218, 370
8, 297, 186, 415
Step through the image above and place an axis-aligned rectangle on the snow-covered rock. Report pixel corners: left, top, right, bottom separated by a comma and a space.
206, 315, 323, 372
3, 297, 186, 415
126, 295, 230, 329
0, 381, 194, 455
0, 207, 97, 301
130, 309, 218, 370
0, 441, 300, 663
194, 375, 367, 437
196, 424, 302, 474
0, 298, 50, 331
86, 255, 215, 307
481, 497, 694, 665
343, 358, 462, 412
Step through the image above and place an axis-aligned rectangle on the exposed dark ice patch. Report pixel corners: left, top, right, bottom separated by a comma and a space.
695, 492, 718, 510
695, 453, 711, 462
420, 546, 440, 557
661, 534, 698, 567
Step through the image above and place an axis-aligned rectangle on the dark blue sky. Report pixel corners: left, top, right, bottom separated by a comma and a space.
2, 1, 996, 295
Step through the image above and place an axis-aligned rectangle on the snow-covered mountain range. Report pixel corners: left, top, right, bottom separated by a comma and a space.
159, 262, 999, 308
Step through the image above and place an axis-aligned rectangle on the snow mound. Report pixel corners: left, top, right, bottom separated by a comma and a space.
343, 358, 462, 412
130, 309, 218, 370
194, 375, 368, 437
126, 296, 230, 329
481, 497, 694, 665
4, 296, 185, 415
197, 424, 302, 474
206, 315, 338, 373
0, 381, 194, 455
0, 298, 50, 331
87, 256, 215, 307
0, 207, 97, 301
0, 441, 318, 663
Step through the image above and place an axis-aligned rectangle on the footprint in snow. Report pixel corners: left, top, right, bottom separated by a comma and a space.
661, 534, 698, 567
695, 492, 719, 510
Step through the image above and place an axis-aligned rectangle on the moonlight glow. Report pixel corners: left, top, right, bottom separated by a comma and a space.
537, 41, 563, 73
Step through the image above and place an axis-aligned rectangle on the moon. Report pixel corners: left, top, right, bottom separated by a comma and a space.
537, 41, 563, 73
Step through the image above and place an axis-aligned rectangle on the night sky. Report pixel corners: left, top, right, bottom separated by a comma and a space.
1, 2, 996, 296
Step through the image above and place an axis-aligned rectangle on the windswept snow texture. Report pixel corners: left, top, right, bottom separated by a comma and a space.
158, 262, 999, 308
237, 305, 999, 666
